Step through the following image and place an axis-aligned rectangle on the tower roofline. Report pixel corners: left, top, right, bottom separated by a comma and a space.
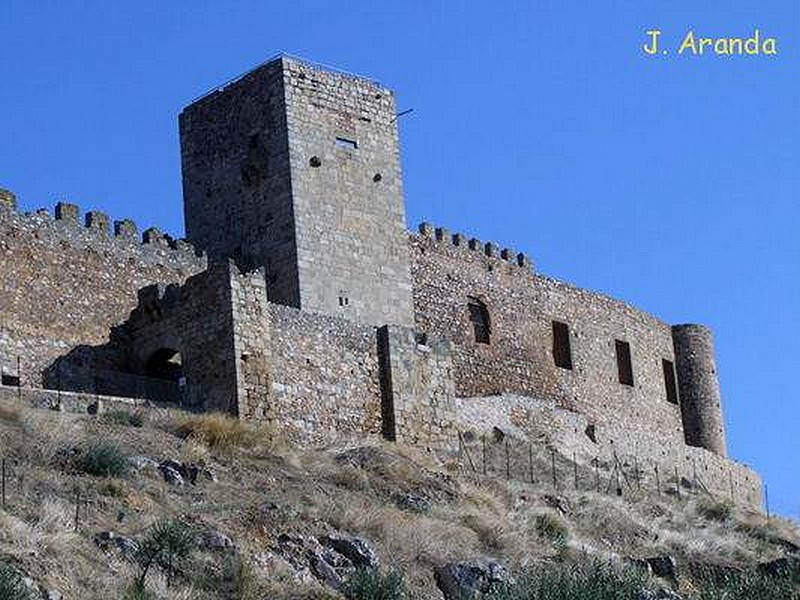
190, 52, 385, 105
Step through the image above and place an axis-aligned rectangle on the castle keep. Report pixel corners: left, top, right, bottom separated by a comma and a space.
0, 56, 762, 508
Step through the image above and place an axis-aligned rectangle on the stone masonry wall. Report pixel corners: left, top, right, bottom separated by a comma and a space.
283, 58, 414, 327
377, 325, 457, 450
123, 263, 239, 413
0, 197, 206, 387
454, 394, 763, 511
265, 303, 383, 445
411, 225, 686, 448
180, 59, 298, 306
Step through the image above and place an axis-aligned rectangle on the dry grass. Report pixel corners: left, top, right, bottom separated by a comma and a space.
175, 412, 280, 454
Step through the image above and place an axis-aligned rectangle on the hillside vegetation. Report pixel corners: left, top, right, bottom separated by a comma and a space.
0, 398, 797, 599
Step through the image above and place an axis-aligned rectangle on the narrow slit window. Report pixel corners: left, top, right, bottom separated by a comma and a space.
467, 297, 491, 344
552, 321, 573, 370
662, 358, 678, 404
335, 137, 358, 150
615, 339, 634, 386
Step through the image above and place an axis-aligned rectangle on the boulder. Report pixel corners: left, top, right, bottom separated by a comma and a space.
129, 455, 159, 470
320, 532, 379, 568
434, 560, 511, 599
159, 464, 184, 486
200, 529, 234, 551
94, 530, 139, 556
394, 492, 431, 513
645, 556, 678, 580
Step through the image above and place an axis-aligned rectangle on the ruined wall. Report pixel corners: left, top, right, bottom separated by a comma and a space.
0, 195, 206, 387
123, 263, 240, 413
411, 224, 686, 446
454, 393, 762, 511
377, 325, 457, 450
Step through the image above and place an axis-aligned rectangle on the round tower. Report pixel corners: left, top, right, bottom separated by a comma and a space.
671, 324, 727, 457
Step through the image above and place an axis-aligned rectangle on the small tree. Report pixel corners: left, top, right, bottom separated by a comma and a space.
132, 519, 196, 592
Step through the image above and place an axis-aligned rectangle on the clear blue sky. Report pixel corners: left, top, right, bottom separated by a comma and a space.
1, 2, 797, 516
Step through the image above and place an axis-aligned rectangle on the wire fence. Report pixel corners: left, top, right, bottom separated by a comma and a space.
455, 430, 769, 518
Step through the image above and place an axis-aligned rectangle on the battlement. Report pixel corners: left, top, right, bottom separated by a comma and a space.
416, 222, 534, 271
0, 192, 206, 264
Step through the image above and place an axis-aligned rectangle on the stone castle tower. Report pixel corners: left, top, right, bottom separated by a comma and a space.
179, 56, 414, 327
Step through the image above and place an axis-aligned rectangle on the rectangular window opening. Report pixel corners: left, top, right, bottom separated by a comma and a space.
1, 373, 20, 387
467, 297, 491, 344
662, 358, 678, 404
552, 320, 573, 370
615, 339, 634, 386
335, 137, 358, 150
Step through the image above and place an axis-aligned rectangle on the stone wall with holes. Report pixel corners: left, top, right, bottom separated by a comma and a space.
180, 56, 414, 327
0, 194, 206, 388
454, 393, 763, 511
410, 224, 687, 451
282, 58, 414, 327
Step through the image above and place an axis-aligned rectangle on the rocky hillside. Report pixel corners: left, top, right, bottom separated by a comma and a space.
0, 397, 797, 599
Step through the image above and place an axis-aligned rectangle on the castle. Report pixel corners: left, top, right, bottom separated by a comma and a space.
0, 55, 763, 509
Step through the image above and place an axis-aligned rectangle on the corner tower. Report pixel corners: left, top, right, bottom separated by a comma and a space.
179, 56, 414, 326
672, 324, 728, 456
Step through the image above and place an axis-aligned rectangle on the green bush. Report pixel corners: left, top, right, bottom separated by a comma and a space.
78, 442, 130, 477
103, 409, 145, 428
133, 518, 197, 590
342, 567, 406, 600
0, 562, 34, 600
532, 513, 569, 546
486, 562, 647, 600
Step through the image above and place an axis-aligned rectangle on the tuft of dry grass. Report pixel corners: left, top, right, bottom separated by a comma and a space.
175, 413, 279, 454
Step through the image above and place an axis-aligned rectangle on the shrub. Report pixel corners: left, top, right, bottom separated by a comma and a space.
78, 442, 130, 477
696, 568, 798, 600
0, 562, 34, 600
133, 518, 197, 590
486, 561, 647, 600
103, 409, 145, 428
532, 513, 569, 546
697, 499, 733, 522
176, 413, 276, 453
342, 567, 406, 600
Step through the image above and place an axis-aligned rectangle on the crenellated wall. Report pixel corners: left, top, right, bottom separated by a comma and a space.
0, 193, 207, 387
411, 223, 687, 448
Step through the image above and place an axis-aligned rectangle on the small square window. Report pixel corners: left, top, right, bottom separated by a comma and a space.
467, 297, 491, 344
335, 137, 358, 150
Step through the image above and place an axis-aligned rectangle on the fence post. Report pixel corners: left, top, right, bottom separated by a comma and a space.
654, 463, 661, 496
634, 455, 641, 491
74, 488, 81, 531
504, 439, 510, 480
550, 448, 557, 491
675, 465, 681, 500
594, 457, 599, 492
728, 468, 734, 506
528, 443, 534, 484
692, 458, 698, 496
573, 452, 578, 490
765, 484, 771, 524
482, 435, 487, 476
1, 458, 6, 509
17, 356, 22, 400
